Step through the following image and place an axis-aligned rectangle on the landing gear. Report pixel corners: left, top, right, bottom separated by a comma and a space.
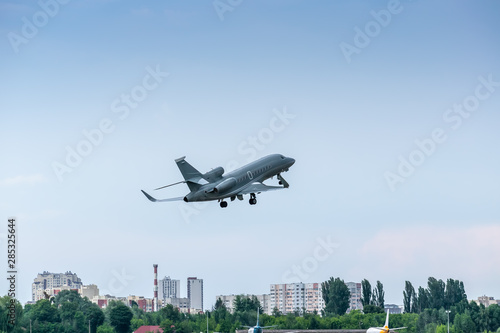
249, 193, 257, 205
220, 201, 228, 208
277, 173, 289, 188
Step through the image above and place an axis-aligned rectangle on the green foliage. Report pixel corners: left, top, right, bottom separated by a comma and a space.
404, 281, 416, 313
3, 276, 500, 333
233, 295, 262, 314
322, 277, 350, 316
361, 279, 372, 307
372, 281, 385, 309
97, 323, 115, 333
108, 301, 133, 333
363, 305, 384, 314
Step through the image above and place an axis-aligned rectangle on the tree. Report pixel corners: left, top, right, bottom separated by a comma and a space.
97, 323, 115, 333
215, 298, 225, 310
108, 301, 133, 333
427, 277, 445, 310
31, 299, 60, 323
444, 279, 467, 309
415, 287, 430, 313
160, 319, 176, 333
272, 307, 282, 317
372, 281, 385, 309
361, 279, 372, 307
454, 313, 476, 333
322, 277, 350, 316
404, 281, 416, 313
86, 304, 105, 333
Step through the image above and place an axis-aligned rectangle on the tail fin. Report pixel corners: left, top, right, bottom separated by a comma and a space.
175, 156, 204, 191
384, 309, 390, 329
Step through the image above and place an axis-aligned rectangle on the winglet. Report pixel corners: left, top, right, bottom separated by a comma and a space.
141, 190, 184, 203
141, 190, 158, 202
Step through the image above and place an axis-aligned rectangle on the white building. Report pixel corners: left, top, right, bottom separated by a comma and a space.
270, 283, 324, 315
474, 296, 500, 307
187, 277, 203, 311
159, 276, 180, 303
81, 284, 99, 300
32, 271, 83, 302
165, 297, 190, 309
346, 282, 363, 312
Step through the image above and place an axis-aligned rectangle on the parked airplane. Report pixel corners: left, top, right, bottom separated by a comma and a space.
141, 154, 295, 208
243, 309, 276, 333
367, 310, 406, 333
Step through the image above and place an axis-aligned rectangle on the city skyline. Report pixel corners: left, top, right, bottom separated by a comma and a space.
28, 269, 498, 313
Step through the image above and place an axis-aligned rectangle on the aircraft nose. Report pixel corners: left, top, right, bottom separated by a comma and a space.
288, 157, 295, 167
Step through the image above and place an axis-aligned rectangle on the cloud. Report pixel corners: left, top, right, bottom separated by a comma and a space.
358, 224, 500, 279
1, 174, 47, 186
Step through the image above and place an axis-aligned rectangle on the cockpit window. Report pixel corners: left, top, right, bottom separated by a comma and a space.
280, 155, 285, 159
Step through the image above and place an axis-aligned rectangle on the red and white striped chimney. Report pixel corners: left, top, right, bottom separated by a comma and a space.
153, 264, 158, 312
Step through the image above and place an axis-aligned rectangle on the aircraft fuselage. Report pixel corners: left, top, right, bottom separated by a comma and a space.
184, 154, 295, 202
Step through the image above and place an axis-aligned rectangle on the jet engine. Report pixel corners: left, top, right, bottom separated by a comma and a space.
203, 166, 224, 182
213, 177, 237, 193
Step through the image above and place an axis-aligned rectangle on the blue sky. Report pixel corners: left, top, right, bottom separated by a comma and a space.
1, 0, 500, 308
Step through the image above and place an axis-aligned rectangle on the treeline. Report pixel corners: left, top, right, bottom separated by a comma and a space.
2, 277, 500, 333
320, 276, 500, 333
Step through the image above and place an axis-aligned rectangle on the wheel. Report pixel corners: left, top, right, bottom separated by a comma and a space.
249, 198, 257, 205
220, 201, 227, 208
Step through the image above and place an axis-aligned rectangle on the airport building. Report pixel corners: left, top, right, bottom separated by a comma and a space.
473, 295, 500, 307
385, 304, 403, 314
270, 283, 324, 314
187, 277, 203, 311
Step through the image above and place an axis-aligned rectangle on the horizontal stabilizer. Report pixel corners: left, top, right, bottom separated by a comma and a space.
141, 190, 184, 202
391, 328, 407, 331
154, 181, 185, 190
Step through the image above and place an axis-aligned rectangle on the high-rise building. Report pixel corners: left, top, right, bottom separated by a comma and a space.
187, 277, 203, 310
159, 276, 181, 303
270, 283, 324, 314
346, 282, 362, 312
32, 271, 83, 302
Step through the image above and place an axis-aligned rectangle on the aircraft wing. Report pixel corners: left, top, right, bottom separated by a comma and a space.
141, 190, 184, 202
237, 182, 285, 195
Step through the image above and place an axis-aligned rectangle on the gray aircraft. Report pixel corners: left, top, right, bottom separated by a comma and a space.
141, 153, 295, 208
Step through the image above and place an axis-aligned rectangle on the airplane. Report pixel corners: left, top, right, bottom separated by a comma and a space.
367, 310, 407, 333
243, 309, 276, 333
141, 153, 295, 208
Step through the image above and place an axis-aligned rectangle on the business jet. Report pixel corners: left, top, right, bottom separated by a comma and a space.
141, 154, 295, 208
